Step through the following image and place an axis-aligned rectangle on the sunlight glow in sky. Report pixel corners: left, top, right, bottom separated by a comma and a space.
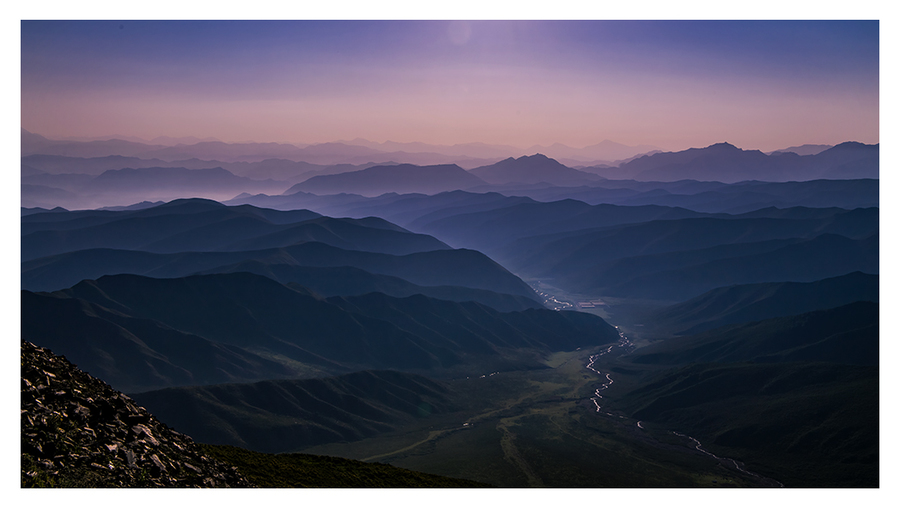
21, 20, 879, 152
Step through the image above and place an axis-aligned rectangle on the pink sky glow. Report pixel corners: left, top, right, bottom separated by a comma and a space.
21, 20, 879, 152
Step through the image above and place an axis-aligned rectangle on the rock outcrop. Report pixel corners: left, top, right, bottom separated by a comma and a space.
21, 341, 255, 488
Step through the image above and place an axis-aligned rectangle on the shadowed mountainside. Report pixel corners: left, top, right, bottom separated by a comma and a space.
23, 272, 619, 392
22, 198, 448, 261
22, 241, 539, 299
644, 272, 878, 335
628, 301, 878, 366
21, 340, 489, 488
131, 370, 454, 453
615, 301, 878, 487
493, 209, 877, 300
197, 261, 543, 312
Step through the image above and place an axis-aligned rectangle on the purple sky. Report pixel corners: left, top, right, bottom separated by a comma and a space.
21, 20, 879, 152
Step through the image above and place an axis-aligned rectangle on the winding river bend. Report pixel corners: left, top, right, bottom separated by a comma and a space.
586, 330, 632, 417
584, 330, 784, 488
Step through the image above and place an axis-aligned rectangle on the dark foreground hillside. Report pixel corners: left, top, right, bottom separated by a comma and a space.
20, 341, 493, 488
21, 341, 255, 487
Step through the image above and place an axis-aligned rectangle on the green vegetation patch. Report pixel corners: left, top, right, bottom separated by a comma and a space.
201, 443, 492, 488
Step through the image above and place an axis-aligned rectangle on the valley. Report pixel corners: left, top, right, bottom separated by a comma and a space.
19, 133, 879, 489
296, 340, 779, 487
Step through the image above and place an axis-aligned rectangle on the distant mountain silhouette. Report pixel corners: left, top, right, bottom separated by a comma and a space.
89, 166, 286, 193
225, 178, 877, 221
22, 154, 176, 175
21, 166, 292, 209
225, 190, 536, 229
287, 163, 488, 196
468, 154, 601, 186
768, 144, 832, 156
813, 142, 880, 179
21, 184, 81, 210
22, 129, 168, 158
612, 179, 878, 213
613, 141, 877, 182
21, 154, 326, 184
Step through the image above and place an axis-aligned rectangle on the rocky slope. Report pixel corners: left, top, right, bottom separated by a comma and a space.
21, 341, 255, 487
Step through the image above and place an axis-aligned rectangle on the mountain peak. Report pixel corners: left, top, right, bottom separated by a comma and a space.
830, 141, 875, 150
518, 153, 552, 161
705, 142, 739, 151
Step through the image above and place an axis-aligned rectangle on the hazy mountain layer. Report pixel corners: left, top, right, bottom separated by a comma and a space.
468, 153, 601, 186
494, 209, 877, 300
21, 167, 291, 209
610, 141, 878, 182
582, 233, 878, 301
226, 178, 878, 218
287, 163, 488, 196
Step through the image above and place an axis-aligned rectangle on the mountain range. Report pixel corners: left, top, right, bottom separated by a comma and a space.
23, 271, 620, 392
22, 131, 879, 213
20, 129, 880, 488
287, 163, 488, 196
24, 129, 660, 166
606, 141, 877, 182
644, 272, 879, 335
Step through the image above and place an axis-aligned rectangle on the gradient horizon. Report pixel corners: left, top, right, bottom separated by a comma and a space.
21, 20, 879, 153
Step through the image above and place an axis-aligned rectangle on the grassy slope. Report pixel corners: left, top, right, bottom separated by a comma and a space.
613, 302, 879, 487
131, 370, 454, 453
201, 444, 492, 487
617, 362, 878, 487
297, 349, 772, 488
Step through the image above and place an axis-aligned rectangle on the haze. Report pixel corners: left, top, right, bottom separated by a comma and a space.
21, 20, 878, 153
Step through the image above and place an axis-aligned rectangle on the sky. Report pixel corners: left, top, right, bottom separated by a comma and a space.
20, 19, 880, 152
